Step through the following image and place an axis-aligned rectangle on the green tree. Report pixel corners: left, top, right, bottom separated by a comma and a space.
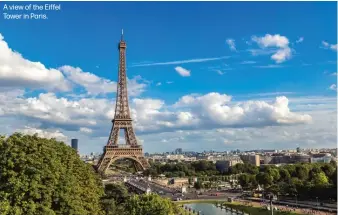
238, 174, 251, 189
266, 168, 280, 182
321, 163, 335, 178
309, 165, 322, 180
291, 177, 303, 187
331, 168, 337, 186
295, 165, 309, 180
104, 183, 128, 204
279, 168, 291, 182
267, 184, 280, 196
0, 133, 104, 215
101, 199, 124, 215
283, 165, 296, 177
330, 160, 337, 167
256, 172, 273, 188
312, 172, 329, 186
238, 173, 257, 190
124, 194, 175, 215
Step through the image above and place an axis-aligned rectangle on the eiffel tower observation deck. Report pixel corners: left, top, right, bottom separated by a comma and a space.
96, 30, 150, 174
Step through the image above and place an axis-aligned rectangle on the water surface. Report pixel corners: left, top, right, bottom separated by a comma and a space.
184, 203, 235, 215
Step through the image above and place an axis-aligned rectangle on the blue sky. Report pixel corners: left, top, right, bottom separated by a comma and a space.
0, 2, 337, 154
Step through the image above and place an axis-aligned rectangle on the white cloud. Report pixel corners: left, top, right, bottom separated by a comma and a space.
0, 33, 70, 91
60, 66, 116, 95
271, 47, 291, 63
127, 75, 148, 96
331, 72, 337, 76
296, 37, 304, 43
79, 127, 93, 133
329, 84, 337, 92
322, 41, 337, 52
251, 34, 292, 63
240, 61, 256, 64
59, 66, 147, 96
166, 81, 173, 84
156, 82, 162, 86
248, 49, 277, 56
17, 126, 67, 142
0, 92, 115, 130
254, 64, 284, 69
173, 93, 311, 127
1, 90, 336, 153
216, 70, 225, 75
226, 39, 237, 51
175, 66, 191, 77
244, 92, 294, 98
138, 104, 336, 152
131, 56, 229, 67
252, 34, 289, 48
0, 90, 313, 137
0, 34, 147, 96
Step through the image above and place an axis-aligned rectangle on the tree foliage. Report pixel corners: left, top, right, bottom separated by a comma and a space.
144, 158, 337, 201
279, 168, 291, 182
311, 172, 329, 186
101, 182, 182, 215
243, 162, 337, 201
123, 194, 175, 215
103, 183, 128, 204
229, 163, 259, 175
0, 133, 104, 215
238, 173, 257, 190
144, 160, 218, 177
256, 172, 273, 188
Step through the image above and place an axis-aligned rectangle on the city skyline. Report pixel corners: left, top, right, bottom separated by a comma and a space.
0, 2, 337, 154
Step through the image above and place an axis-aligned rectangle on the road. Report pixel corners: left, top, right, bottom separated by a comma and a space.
124, 178, 243, 202
104, 175, 243, 201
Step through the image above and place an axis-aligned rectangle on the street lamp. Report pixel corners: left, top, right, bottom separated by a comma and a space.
269, 194, 274, 215
316, 197, 319, 211
295, 194, 298, 208
262, 188, 265, 203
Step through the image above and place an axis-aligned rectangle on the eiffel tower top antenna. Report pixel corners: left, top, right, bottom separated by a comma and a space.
121, 29, 124, 40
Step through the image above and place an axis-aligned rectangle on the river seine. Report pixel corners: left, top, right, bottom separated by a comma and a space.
184, 203, 234, 215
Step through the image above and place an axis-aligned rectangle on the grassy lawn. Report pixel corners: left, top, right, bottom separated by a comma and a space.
221, 202, 301, 215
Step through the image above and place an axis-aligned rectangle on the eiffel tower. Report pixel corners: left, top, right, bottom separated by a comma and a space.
96, 30, 150, 174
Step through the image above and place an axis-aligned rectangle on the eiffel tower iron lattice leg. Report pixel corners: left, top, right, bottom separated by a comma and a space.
96, 30, 149, 175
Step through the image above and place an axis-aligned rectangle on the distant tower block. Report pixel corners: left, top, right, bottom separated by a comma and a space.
96, 30, 150, 174
71, 139, 78, 152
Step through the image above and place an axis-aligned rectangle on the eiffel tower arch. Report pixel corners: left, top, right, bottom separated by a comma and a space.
96, 30, 150, 175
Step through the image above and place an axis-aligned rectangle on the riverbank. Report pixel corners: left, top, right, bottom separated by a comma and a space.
175, 199, 304, 215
